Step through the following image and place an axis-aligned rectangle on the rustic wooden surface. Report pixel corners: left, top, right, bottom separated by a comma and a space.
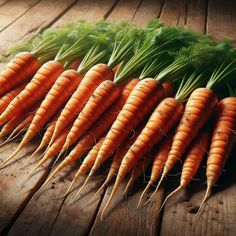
0, 0, 236, 236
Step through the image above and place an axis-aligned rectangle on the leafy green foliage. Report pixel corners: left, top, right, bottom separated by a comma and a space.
114, 26, 200, 84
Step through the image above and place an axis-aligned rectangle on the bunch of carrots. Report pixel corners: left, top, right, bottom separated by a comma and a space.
0, 19, 235, 219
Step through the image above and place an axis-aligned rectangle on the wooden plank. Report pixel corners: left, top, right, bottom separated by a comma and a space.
0, 0, 77, 54
186, 0, 207, 33
8, 163, 106, 236
52, 0, 118, 27
108, 0, 142, 21
0, 0, 8, 6
132, 0, 164, 27
160, 1, 210, 236
160, 153, 236, 236
88, 2, 169, 235
0, 0, 40, 33
89, 181, 165, 236
0, 140, 54, 234
160, 0, 187, 26
207, 0, 236, 46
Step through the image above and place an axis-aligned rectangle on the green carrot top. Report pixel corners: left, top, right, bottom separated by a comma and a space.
77, 21, 127, 74
114, 25, 200, 85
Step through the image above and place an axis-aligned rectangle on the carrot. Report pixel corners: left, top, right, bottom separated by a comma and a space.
158, 129, 211, 212
22, 112, 61, 167
100, 96, 184, 218
154, 55, 236, 198
0, 82, 27, 115
27, 125, 72, 178
0, 52, 39, 97
16, 69, 83, 161
86, 78, 166, 185
35, 79, 139, 190
92, 123, 145, 200
50, 63, 114, 145
197, 96, 236, 214
137, 133, 174, 207
64, 138, 105, 202
0, 60, 64, 126
123, 154, 153, 196
60, 80, 120, 155
0, 60, 64, 167
0, 101, 40, 139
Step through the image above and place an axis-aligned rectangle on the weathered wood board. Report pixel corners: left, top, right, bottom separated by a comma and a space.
0, 0, 235, 236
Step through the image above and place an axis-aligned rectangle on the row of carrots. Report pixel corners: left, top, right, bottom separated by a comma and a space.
0, 20, 235, 219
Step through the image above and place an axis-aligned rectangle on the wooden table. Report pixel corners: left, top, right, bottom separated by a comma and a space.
0, 0, 236, 235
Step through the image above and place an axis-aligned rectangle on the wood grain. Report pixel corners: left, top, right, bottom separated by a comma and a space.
0, 0, 40, 33
8, 162, 106, 236
0, 0, 77, 54
89, 181, 165, 236
0, 140, 54, 235
160, 0, 187, 26
207, 0, 236, 46
132, 0, 164, 27
108, 0, 142, 21
52, 0, 118, 27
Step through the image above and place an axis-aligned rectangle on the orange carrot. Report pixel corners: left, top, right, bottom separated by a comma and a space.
137, 133, 174, 207
101, 97, 184, 218
61, 80, 120, 154
88, 78, 167, 182
92, 123, 145, 200
28, 125, 72, 177
50, 63, 114, 145
0, 102, 40, 138
156, 88, 217, 194
0, 52, 39, 96
38, 79, 139, 188
63, 138, 105, 201
197, 97, 236, 213
11, 69, 83, 162
123, 154, 153, 196
0, 83, 27, 114
0, 61, 64, 167
0, 61, 64, 125
27, 113, 61, 160
158, 129, 210, 212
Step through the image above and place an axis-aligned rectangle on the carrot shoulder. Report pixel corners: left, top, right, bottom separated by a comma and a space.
0, 60, 64, 125
0, 52, 39, 96
61, 80, 120, 152
50, 63, 114, 144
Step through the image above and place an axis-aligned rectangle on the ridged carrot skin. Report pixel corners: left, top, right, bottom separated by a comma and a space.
137, 134, 174, 206
150, 134, 174, 184
206, 97, 236, 186
181, 129, 210, 187
51, 64, 114, 144
35, 113, 60, 152
21, 69, 83, 148
0, 83, 26, 114
101, 97, 184, 216
164, 88, 217, 175
29, 125, 72, 175
94, 124, 145, 198
63, 80, 120, 149
0, 102, 40, 138
91, 78, 167, 174
0, 52, 39, 96
195, 97, 236, 214
123, 154, 153, 195
41, 79, 139, 184
0, 61, 64, 125
117, 98, 184, 182
66, 138, 105, 198
157, 129, 211, 213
